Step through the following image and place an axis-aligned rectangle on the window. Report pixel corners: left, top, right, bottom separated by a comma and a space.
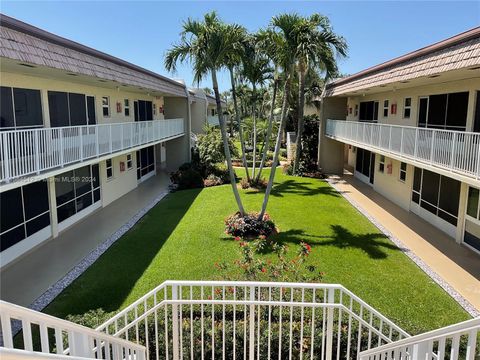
136, 146, 155, 180
354, 104, 359, 117
137, 100, 153, 121
55, 165, 100, 223
153, 103, 157, 116
379, 155, 385, 173
124, 99, 130, 117
48, 91, 89, 127
126, 154, 133, 170
102, 96, 110, 117
1, 86, 43, 129
106, 159, 113, 179
399, 162, 407, 182
0, 180, 50, 251
418, 92, 469, 131
359, 101, 379, 122
411, 168, 460, 226
467, 187, 480, 219
403, 98, 411, 118
383, 100, 389, 117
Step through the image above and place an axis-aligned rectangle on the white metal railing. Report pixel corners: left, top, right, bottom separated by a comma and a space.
0, 118, 184, 183
359, 317, 480, 360
96, 281, 409, 360
0, 300, 146, 360
325, 119, 480, 180
207, 115, 219, 126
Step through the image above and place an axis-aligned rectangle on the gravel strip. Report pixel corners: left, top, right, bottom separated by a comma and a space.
326, 176, 479, 318
29, 191, 170, 312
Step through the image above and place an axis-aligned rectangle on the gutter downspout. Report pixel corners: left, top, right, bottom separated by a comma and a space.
185, 87, 193, 162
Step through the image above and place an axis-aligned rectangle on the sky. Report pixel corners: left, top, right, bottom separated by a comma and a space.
1, 1, 479, 91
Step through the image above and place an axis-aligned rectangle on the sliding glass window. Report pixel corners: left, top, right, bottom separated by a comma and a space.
1, 86, 43, 129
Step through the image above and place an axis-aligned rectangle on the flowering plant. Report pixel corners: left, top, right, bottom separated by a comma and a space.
215, 240, 323, 282
225, 212, 276, 239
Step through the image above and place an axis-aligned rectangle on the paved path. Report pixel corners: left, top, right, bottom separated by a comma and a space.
329, 173, 480, 312
1, 173, 171, 307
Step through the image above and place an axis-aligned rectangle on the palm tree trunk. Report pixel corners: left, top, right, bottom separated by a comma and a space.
259, 68, 292, 219
293, 66, 306, 174
252, 83, 257, 180
256, 79, 278, 181
212, 70, 245, 216
229, 68, 250, 182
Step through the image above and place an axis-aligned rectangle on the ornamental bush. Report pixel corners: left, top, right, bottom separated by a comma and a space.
225, 212, 276, 239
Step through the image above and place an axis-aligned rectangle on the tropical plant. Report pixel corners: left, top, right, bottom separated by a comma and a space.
258, 13, 301, 219
165, 11, 246, 215
292, 14, 347, 174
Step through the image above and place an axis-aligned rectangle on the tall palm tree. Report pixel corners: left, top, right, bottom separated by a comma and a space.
165, 11, 246, 216
258, 14, 301, 219
292, 14, 347, 174
240, 34, 273, 180
223, 24, 251, 181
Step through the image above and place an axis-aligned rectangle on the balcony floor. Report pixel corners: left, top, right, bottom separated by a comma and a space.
0, 172, 171, 307
328, 171, 480, 313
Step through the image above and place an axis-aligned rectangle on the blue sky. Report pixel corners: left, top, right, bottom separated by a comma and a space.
1, 1, 479, 91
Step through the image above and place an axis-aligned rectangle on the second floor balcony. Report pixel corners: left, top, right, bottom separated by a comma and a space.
0, 118, 184, 185
325, 119, 480, 184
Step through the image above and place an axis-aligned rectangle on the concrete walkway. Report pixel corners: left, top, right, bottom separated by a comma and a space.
1, 172, 171, 307
329, 173, 480, 312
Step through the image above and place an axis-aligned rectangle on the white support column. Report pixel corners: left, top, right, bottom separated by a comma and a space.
325, 288, 335, 360
47, 176, 59, 238
172, 284, 180, 360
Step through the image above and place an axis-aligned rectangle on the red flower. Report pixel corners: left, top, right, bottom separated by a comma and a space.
240, 241, 247, 247
234, 236, 241, 241
261, 268, 267, 273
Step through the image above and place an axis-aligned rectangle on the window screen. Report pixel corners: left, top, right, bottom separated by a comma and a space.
69, 93, 87, 126
13, 88, 43, 127
1, 86, 15, 128
48, 91, 70, 127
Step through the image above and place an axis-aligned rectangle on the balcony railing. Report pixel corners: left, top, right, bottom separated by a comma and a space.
326, 119, 480, 181
1, 281, 479, 360
0, 119, 184, 183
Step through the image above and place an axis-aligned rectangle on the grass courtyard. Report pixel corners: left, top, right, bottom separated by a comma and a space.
45, 170, 470, 334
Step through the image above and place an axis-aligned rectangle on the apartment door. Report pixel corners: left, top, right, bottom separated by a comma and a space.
86, 96, 96, 125
369, 153, 375, 184
474, 91, 480, 133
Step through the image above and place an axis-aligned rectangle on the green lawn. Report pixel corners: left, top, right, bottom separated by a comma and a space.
45, 170, 469, 334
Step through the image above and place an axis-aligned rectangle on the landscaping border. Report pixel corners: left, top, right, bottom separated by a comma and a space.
29, 191, 170, 312
326, 176, 480, 318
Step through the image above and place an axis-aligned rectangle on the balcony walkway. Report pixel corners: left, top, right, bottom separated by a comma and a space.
0, 172, 171, 308
328, 171, 480, 313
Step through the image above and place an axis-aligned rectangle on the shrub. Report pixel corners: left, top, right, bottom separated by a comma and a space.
170, 163, 204, 190
66, 308, 114, 329
197, 126, 238, 166
225, 212, 276, 239
208, 162, 231, 183
204, 174, 223, 187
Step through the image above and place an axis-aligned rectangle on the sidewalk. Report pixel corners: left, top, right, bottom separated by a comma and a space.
329, 173, 480, 312
1, 172, 171, 307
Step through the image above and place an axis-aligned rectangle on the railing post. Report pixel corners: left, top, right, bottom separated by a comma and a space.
34, 130, 40, 174
430, 130, 436, 164
59, 129, 64, 167
411, 342, 428, 360
79, 127, 83, 161
172, 284, 180, 360
95, 127, 99, 157
450, 132, 456, 169
109, 124, 113, 154
70, 331, 90, 357
249, 285, 255, 360
400, 127, 404, 154
389, 126, 392, 150
414, 128, 418, 158
325, 288, 335, 360
2, 132, 11, 182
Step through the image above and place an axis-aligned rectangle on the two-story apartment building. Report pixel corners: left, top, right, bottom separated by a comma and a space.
318, 27, 480, 254
0, 15, 206, 267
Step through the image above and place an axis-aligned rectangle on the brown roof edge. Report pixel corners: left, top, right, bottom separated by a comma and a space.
0, 13, 187, 91
328, 26, 480, 89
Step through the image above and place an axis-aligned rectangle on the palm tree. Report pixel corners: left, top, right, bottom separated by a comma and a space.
258, 14, 302, 219
240, 34, 273, 180
223, 24, 251, 182
292, 14, 347, 174
165, 12, 246, 216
